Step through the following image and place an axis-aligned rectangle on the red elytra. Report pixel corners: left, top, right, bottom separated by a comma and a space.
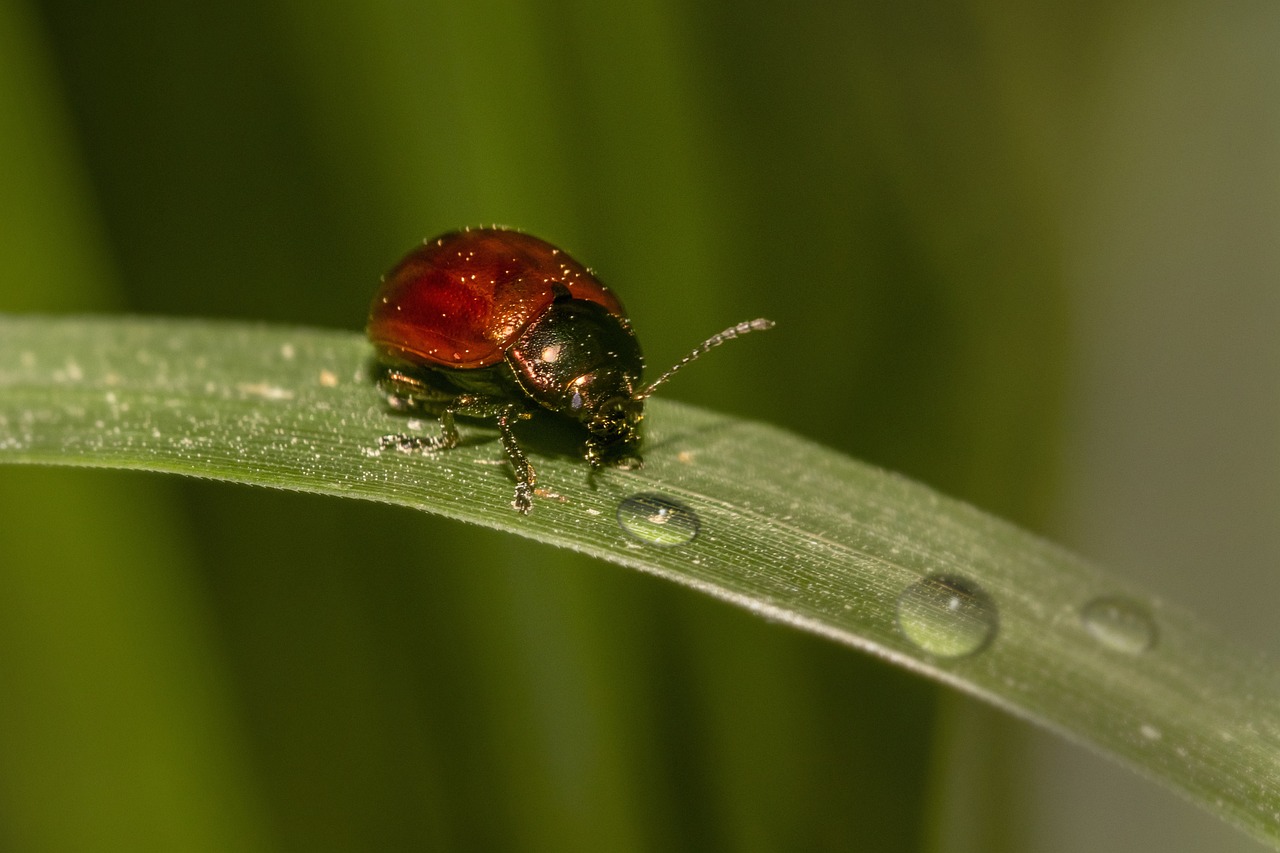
367, 228, 626, 370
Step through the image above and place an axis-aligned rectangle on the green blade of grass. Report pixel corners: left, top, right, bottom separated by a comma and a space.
2, 313, 1278, 848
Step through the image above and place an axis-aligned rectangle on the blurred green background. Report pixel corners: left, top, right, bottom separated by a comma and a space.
1, 1, 1277, 851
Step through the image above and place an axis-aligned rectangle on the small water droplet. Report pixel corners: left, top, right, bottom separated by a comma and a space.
1081, 596, 1157, 654
617, 493, 699, 546
896, 575, 998, 659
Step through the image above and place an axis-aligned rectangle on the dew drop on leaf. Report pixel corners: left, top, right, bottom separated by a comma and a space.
617, 493, 699, 546
896, 574, 998, 659
1081, 596, 1157, 654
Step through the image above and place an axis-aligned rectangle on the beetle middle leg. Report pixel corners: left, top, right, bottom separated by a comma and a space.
495, 404, 536, 513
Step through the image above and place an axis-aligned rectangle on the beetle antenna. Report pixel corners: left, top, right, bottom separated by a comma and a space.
638, 318, 775, 399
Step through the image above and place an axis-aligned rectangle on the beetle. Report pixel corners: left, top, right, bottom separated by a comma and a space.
367, 227, 773, 513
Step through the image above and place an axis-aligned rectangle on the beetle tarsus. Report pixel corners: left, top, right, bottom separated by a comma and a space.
379, 406, 460, 454
512, 482, 534, 514
379, 433, 447, 453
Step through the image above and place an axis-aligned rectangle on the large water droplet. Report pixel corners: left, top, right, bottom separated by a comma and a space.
1081, 596, 1157, 654
896, 575, 998, 659
617, 493, 699, 546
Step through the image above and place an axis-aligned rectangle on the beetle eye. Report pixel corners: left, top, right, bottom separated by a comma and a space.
569, 389, 585, 411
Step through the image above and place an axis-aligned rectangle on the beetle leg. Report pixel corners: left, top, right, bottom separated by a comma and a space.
379, 392, 500, 453
378, 405, 460, 453
376, 383, 537, 514
496, 404, 536, 514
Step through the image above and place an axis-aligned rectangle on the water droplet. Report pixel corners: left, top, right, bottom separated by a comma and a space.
896, 575, 998, 659
617, 493, 699, 546
1081, 596, 1157, 654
